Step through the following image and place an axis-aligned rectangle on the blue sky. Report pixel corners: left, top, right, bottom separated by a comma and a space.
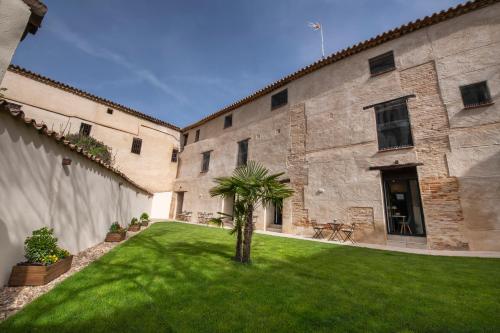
12, 0, 462, 127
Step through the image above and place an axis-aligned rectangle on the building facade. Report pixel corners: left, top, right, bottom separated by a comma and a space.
174, 0, 500, 251
0, 67, 181, 218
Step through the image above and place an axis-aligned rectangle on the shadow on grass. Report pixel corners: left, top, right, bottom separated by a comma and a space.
1, 222, 499, 333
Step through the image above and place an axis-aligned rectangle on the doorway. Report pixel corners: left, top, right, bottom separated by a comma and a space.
382, 167, 426, 237
175, 192, 184, 218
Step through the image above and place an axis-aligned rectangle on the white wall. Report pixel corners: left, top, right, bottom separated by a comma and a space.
151, 192, 172, 219
0, 0, 30, 82
0, 109, 153, 286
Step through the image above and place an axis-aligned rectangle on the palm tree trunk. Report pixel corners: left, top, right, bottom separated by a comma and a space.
241, 204, 254, 263
234, 223, 243, 262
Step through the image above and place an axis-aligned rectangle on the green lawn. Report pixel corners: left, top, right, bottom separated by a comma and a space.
1, 222, 499, 333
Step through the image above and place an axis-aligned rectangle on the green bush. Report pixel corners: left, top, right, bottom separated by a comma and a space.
24, 227, 70, 265
109, 222, 124, 233
130, 217, 139, 226
65, 133, 114, 165
140, 212, 149, 222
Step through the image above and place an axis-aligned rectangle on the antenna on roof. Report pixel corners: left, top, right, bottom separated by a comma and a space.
308, 21, 325, 58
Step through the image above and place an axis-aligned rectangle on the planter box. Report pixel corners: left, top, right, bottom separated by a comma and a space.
105, 230, 126, 242
128, 224, 141, 232
141, 220, 149, 227
8, 255, 73, 287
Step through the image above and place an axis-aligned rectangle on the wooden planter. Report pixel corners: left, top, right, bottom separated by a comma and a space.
8, 255, 73, 287
141, 220, 149, 227
105, 230, 126, 242
128, 224, 141, 232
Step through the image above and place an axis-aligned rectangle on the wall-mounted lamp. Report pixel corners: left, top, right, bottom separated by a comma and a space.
316, 188, 325, 194
62, 158, 72, 166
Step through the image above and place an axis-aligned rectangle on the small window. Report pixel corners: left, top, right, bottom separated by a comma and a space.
224, 114, 232, 129
237, 139, 249, 167
171, 149, 179, 162
195, 129, 200, 142
460, 81, 492, 108
201, 151, 211, 173
79, 123, 92, 136
182, 133, 189, 150
374, 98, 413, 151
131, 138, 142, 154
271, 89, 288, 109
107, 108, 113, 115
369, 51, 395, 76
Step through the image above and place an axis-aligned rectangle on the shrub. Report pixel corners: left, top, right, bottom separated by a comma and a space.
129, 217, 139, 226
65, 133, 114, 165
109, 222, 124, 233
140, 212, 149, 222
24, 227, 70, 265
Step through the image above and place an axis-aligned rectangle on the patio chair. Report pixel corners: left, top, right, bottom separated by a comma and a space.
311, 220, 326, 239
340, 223, 356, 243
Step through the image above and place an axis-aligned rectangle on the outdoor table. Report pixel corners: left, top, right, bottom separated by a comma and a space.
327, 222, 343, 241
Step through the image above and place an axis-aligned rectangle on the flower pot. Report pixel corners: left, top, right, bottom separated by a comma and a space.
141, 220, 149, 227
105, 230, 126, 242
128, 224, 141, 232
8, 255, 73, 287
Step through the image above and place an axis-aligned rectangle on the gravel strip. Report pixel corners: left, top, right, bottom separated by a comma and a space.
0, 225, 150, 321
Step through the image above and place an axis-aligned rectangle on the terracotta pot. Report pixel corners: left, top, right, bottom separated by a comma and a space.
141, 220, 149, 227
8, 255, 73, 286
105, 230, 126, 242
128, 224, 141, 232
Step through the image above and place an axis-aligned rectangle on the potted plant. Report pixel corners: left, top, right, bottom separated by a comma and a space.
8, 227, 73, 286
128, 217, 141, 232
105, 222, 126, 242
140, 212, 150, 227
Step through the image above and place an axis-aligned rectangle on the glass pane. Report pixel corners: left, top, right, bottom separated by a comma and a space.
375, 100, 413, 150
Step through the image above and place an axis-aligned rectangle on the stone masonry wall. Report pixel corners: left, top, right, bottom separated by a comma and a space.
287, 103, 309, 229
401, 61, 469, 250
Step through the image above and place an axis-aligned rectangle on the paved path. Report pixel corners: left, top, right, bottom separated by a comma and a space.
169, 220, 500, 258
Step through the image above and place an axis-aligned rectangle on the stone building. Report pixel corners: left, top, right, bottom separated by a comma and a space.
0, 66, 181, 218
1, 0, 499, 251
174, 0, 500, 251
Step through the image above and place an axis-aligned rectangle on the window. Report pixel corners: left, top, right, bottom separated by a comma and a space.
182, 133, 189, 150
460, 81, 492, 108
79, 123, 92, 136
107, 108, 113, 114
171, 149, 178, 162
195, 129, 200, 142
201, 151, 211, 172
237, 139, 249, 166
224, 114, 232, 129
131, 138, 142, 154
369, 51, 395, 76
271, 89, 288, 109
374, 98, 413, 150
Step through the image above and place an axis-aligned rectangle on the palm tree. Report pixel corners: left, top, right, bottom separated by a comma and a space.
210, 161, 293, 263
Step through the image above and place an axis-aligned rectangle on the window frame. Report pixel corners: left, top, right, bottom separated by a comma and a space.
131, 137, 143, 155
374, 98, 414, 151
171, 148, 179, 162
181, 133, 189, 150
79, 123, 92, 136
195, 129, 200, 142
107, 108, 114, 115
201, 151, 211, 173
237, 139, 249, 167
459, 81, 493, 109
271, 89, 288, 110
369, 51, 396, 76
224, 114, 233, 129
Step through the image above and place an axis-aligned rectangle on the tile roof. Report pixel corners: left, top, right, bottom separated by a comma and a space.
0, 100, 153, 196
7, 65, 180, 131
181, 0, 500, 131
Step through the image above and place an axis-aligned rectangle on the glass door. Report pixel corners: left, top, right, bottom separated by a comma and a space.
382, 168, 426, 236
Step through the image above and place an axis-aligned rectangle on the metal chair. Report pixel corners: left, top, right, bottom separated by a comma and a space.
311, 220, 327, 239
340, 223, 356, 243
